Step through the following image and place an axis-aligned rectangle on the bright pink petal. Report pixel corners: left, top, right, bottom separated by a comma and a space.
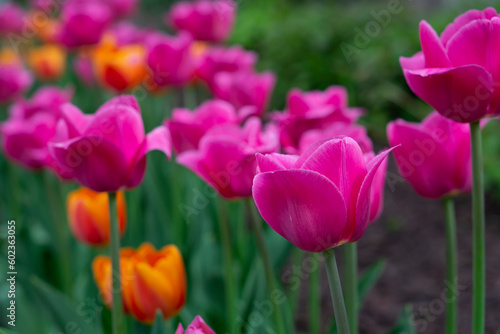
256, 153, 298, 173
441, 8, 499, 46
419, 20, 450, 68
60, 103, 89, 138
146, 125, 172, 158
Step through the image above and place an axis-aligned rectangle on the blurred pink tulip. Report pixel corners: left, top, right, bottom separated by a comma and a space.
108, 22, 152, 47
273, 86, 364, 151
166, 99, 239, 154
212, 70, 275, 118
167, 0, 235, 43
146, 32, 195, 88
400, 8, 500, 123
30, 0, 57, 12
48, 95, 172, 192
197, 46, 257, 90
252, 137, 396, 252
58, 0, 113, 48
177, 117, 279, 199
105, 0, 139, 19
73, 54, 95, 86
0, 2, 25, 35
0, 63, 33, 104
0, 87, 72, 174
176, 316, 215, 334
387, 111, 472, 199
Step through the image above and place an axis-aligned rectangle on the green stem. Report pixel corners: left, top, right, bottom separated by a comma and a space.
323, 248, 350, 334
470, 121, 485, 334
343, 243, 358, 334
176, 88, 185, 108
218, 198, 237, 333
309, 254, 320, 334
246, 200, 286, 334
443, 197, 458, 334
109, 192, 125, 334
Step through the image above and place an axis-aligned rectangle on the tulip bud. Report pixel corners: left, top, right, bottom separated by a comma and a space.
176, 316, 215, 334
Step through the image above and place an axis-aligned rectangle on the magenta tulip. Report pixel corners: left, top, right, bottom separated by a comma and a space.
252, 137, 395, 252
166, 99, 239, 154
166, 0, 235, 43
197, 46, 257, 90
48, 95, 172, 192
0, 87, 72, 174
400, 8, 500, 123
105, 0, 138, 19
146, 32, 195, 88
273, 86, 364, 151
387, 111, 472, 199
73, 54, 95, 86
109, 22, 152, 47
58, 0, 113, 48
212, 70, 275, 118
177, 117, 279, 199
0, 63, 33, 104
0, 2, 25, 35
176, 316, 215, 334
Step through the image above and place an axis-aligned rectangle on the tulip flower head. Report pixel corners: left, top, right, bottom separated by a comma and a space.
176, 316, 215, 334
67, 187, 126, 246
73, 53, 96, 86
400, 8, 500, 122
27, 44, 66, 81
177, 117, 279, 199
0, 2, 25, 35
93, 243, 186, 323
387, 111, 472, 199
166, 99, 240, 154
167, 0, 236, 43
48, 95, 172, 192
0, 50, 33, 104
105, 0, 139, 19
252, 137, 396, 252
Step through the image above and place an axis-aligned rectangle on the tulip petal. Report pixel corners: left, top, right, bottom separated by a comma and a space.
419, 20, 450, 68
253, 169, 347, 252
256, 153, 298, 173
60, 103, 90, 138
146, 125, 172, 159
133, 263, 170, 322
440, 8, 498, 46
97, 94, 140, 114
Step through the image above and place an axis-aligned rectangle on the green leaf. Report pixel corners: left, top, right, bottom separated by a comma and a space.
30, 276, 101, 334
358, 259, 387, 304
0, 328, 18, 334
151, 310, 166, 334
387, 305, 416, 334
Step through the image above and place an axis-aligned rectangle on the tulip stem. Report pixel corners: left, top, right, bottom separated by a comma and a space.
470, 121, 485, 334
443, 197, 458, 334
309, 254, 320, 334
109, 192, 125, 334
217, 198, 237, 333
343, 243, 358, 334
246, 200, 287, 334
323, 248, 350, 334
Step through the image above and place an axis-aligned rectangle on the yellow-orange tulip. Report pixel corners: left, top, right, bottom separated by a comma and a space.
91, 39, 147, 93
92, 243, 186, 323
0, 47, 21, 65
67, 187, 127, 246
27, 44, 66, 80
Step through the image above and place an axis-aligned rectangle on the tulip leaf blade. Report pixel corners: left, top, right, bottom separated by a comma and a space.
151, 310, 166, 334
387, 304, 416, 334
358, 259, 387, 303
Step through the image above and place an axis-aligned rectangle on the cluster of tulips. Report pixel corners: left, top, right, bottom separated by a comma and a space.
0, 0, 498, 333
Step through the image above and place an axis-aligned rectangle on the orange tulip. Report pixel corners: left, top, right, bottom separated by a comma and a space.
92, 243, 186, 323
27, 44, 66, 80
67, 187, 127, 246
0, 47, 21, 65
91, 37, 147, 93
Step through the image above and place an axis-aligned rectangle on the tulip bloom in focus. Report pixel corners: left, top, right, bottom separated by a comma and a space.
167, 0, 236, 43
27, 44, 66, 81
387, 111, 472, 199
178, 117, 279, 199
92, 243, 186, 323
48, 95, 172, 192
400, 7, 500, 122
166, 99, 239, 154
67, 187, 126, 246
176, 316, 215, 334
252, 137, 395, 252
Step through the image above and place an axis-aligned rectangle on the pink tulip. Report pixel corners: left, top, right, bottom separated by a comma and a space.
177, 117, 279, 199
212, 70, 275, 118
252, 137, 396, 252
365, 150, 389, 223
0, 63, 33, 104
58, 0, 113, 48
167, 0, 235, 43
400, 8, 500, 123
387, 111, 472, 199
166, 99, 239, 154
146, 32, 195, 88
273, 86, 364, 151
48, 95, 172, 192
105, 0, 139, 19
73, 54, 95, 86
197, 46, 257, 90
176, 316, 215, 334
109, 22, 152, 47
0, 2, 25, 35
296, 122, 373, 155
1, 87, 72, 173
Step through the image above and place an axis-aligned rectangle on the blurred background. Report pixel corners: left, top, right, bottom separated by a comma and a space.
0, 0, 499, 333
